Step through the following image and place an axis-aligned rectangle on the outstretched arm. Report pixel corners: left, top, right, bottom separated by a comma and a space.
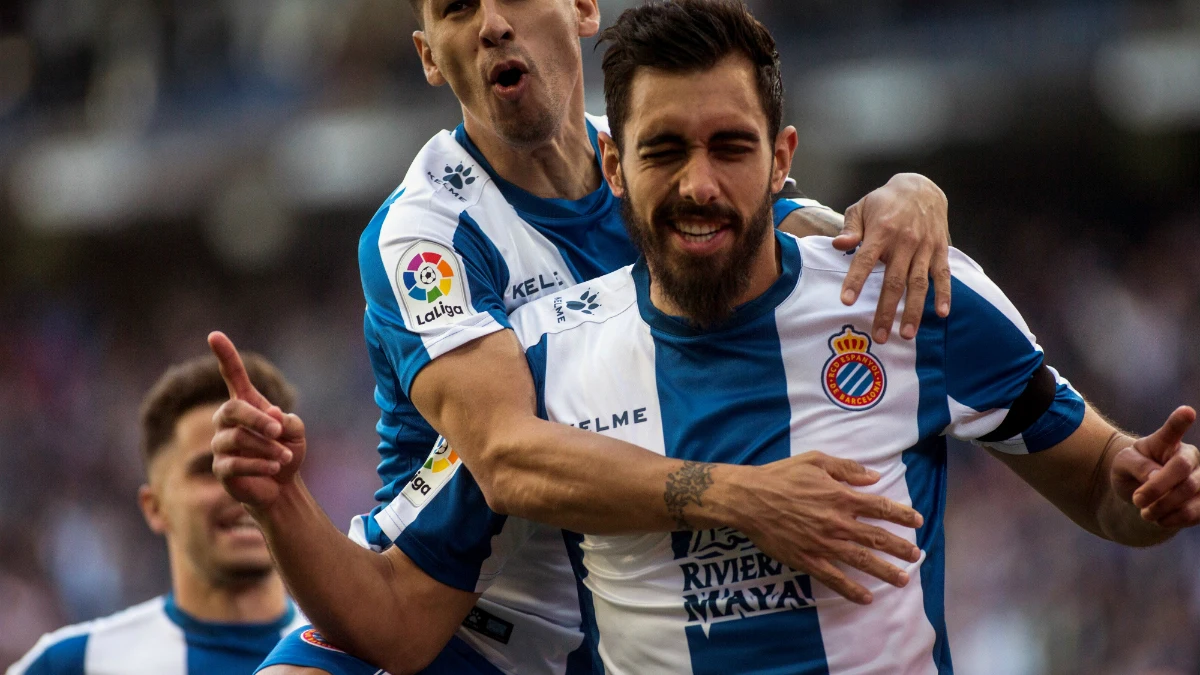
987, 404, 1199, 546
778, 173, 951, 344
207, 333, 476, 674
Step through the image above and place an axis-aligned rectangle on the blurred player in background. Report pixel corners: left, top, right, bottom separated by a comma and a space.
7, 355, 307, 675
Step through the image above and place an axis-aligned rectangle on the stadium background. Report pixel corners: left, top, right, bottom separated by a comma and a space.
0, 0, 1198, 672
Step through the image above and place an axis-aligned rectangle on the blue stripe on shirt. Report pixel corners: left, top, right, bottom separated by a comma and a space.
908, 289, 955, 674
18, 634, 88, 675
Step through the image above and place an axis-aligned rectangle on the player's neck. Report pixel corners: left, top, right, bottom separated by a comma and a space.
650, 234, 782, 325
461, 89, 600, 201
170, 561, 289, 624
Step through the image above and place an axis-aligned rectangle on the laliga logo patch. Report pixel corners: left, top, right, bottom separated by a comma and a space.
396, 241, 472, 329
403, 250, 455, 303
823, 325, 886, 411
402, 436, 462, 508
300, 628, 344, 653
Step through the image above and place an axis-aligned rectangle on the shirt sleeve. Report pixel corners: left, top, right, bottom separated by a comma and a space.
359, 191, 513, 396
372, 333, 553, 593
372, 437, 530, 593
940, 249, 1085, 454
6, 633, 88, 675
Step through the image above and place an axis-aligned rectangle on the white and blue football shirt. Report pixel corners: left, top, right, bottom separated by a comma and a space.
7, 595, 305, 675
354, 113, 826, 675
388, 231, 1087, 674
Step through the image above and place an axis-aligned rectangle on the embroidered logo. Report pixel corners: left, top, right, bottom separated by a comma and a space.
300, 628, 344, 653
442, 163, 477, 190
822, 325, 886, 411
565, 289, 600, 315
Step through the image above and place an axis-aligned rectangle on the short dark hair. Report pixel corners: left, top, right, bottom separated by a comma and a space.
139, 353, 296, 474
598, 0, 784, 151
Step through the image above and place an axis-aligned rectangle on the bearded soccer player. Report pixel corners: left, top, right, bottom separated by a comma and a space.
209, 0, 963, 673
8, 355, 306, 675
373, 1, 1200, 672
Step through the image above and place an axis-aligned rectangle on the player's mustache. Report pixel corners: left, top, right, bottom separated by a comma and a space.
652, 199, 743, 232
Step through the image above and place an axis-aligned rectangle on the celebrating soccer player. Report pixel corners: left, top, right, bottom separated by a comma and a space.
379, 1, 1200, 671
207, 0, 964, 673
8, 355, 306, 675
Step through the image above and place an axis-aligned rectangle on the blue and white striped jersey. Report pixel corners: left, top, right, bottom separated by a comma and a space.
7, 595, 304, 675
355, 114, 826, 675
391, 232, 1086, 674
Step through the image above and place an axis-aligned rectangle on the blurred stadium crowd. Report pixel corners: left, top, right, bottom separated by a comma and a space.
1, 0, 1198, 673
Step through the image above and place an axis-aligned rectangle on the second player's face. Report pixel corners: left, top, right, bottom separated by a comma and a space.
418, 0, 596, 146
147, 405, 274, 586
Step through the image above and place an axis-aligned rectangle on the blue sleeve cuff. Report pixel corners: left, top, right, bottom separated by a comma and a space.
1020, 382, 1086, 453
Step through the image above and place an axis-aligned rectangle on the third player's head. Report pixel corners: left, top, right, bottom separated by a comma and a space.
597, 0, 797, 327
409, 0, 600, 147
137, 354, 296, 590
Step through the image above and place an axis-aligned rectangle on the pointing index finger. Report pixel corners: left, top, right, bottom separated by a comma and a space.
207, 331, 269, 409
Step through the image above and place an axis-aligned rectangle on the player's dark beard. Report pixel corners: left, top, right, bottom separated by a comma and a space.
622, 186, 774, 329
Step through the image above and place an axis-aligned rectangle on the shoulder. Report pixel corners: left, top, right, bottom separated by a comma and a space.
8, 598, 167, 675
361, 131, 493, 254
510, 266, 638, 349
794, 235, 872, 275
796, 238, 994, 287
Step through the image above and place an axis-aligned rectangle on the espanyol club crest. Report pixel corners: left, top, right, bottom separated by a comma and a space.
300, 628, 344, 653
823, 325, 887, 411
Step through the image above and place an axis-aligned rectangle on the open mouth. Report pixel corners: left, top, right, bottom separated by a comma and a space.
496, 68, 524, 88
489, 60, 529, 94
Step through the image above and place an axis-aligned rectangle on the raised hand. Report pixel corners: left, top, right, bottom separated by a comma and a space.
1117, 406, 1200, 529
207, 331, 307, 511
735, 451, 924, 605
834, 173, 951, 344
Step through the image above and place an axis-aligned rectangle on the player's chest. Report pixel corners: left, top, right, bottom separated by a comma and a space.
541, 321, 927, 467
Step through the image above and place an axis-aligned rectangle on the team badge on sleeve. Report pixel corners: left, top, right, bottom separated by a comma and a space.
300, 628, 345, 652
395, 241, 474, 330
823, 325, 887, 411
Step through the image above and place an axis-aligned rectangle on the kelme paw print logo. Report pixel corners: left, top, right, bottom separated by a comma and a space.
566, 289, 600, 315
442, 163, 477, 190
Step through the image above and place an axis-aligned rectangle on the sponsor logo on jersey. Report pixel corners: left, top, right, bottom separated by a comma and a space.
442, 163, 477, 189
300, 628, 344, 652
401, 436, 462, 508
511, 271, 565, 300
570, 407, 649, 431
822, 325, 887, 411
552, 288, 600, 323
671, 528, 815, 625
396, 241, 472, 330
565, 288, 600, 315
426, 162, 478, 202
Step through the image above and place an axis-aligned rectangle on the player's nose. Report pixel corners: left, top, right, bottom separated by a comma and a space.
478, 0, 514, 47
677, 154, 720, 205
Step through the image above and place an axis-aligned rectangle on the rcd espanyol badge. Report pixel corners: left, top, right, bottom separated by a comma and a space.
823, 325, 886, 411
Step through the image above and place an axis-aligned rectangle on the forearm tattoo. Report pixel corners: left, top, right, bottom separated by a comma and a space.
665, 461, 715, 530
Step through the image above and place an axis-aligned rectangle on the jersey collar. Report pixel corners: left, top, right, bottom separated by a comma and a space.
632, 230, 802, 338
162, 593, 297, 638
453, 121, 612, 221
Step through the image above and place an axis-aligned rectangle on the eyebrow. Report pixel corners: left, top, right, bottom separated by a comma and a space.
636, 129, 761, 150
